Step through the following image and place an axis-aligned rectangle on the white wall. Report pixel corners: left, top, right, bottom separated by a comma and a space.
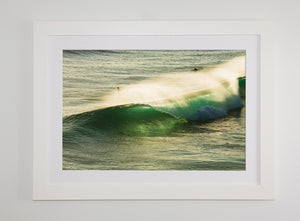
1, 0, 299, 220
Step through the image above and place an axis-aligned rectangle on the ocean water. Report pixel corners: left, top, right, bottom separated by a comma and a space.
63, 50, 246, 170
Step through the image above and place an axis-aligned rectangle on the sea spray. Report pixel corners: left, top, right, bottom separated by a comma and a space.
99, 56, 245, 121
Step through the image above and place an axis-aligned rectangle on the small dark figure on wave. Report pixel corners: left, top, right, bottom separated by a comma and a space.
193, 68, 198, 72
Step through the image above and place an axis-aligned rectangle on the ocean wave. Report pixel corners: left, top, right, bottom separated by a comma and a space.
63, 56, 246, 137
63, 85, 243, 137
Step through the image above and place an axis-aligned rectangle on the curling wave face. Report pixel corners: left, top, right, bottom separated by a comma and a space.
63, 78, 244, 137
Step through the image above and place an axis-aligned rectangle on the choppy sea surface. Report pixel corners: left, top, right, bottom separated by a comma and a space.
63, 50, 246, 170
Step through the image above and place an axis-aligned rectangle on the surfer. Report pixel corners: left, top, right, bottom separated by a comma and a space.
117, 87, 120, 93
193, 68, 198, 72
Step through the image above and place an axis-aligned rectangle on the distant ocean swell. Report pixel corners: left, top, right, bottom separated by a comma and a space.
63, 77, 245, 137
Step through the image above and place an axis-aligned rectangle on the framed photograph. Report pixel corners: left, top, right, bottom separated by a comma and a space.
33, 21, 275, 200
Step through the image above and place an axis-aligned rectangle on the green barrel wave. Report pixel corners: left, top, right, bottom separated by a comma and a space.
64, 77, 246, 137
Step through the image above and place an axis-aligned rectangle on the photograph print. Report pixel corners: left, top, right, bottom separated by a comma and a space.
62, 50, 246, 170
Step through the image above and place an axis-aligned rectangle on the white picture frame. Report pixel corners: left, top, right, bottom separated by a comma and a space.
33, 21, 275, 200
